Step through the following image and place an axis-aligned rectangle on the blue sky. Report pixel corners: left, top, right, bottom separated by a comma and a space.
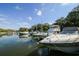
0, 3, 78, 30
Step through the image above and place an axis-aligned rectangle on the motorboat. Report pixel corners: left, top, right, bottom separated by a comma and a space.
39, 27, 79, 53
19, 32, 29, 38
31, 32, 48, 40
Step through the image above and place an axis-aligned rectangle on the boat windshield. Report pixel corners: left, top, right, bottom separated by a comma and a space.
60, 31, 79, 34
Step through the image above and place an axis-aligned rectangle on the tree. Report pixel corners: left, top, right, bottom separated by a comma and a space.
54, 5, 79, 27
55, 17, 65, 26
19, 27, 28, 32
30, 23, 50, 32
42, 23, 50, 32
65, 11, 79, 26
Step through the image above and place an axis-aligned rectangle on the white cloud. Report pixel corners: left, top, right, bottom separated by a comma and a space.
0, 18, 9, 24
48, 22, 53, 25
60, 3, 70, 6
34, 9, 38, 12
41, 3, 46, 6
0, 14, 8, 17
50, 9, 54, 12
0, 18, 6, 21
17, 22, 30, 28
28, 16, 32, 21
37, 10, 42, 16
34, 9, 43, 16
0, 14, 5, 17
15, 6, 22, 10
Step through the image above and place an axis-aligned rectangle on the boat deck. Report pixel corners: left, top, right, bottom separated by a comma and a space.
39, 34, 79, 47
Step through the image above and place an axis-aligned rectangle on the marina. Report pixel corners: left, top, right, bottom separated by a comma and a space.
0, 3, 79, 56
0, 27, 79, 56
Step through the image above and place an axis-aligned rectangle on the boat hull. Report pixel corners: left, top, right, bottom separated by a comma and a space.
53, 46, 79, 53
19, 34, 29, 38
40, 42, 79, 53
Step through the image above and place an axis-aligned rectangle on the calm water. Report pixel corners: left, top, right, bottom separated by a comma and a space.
0, 34, 49, 56
0, 34, 79, 56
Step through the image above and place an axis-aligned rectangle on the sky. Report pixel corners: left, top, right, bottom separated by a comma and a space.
0, 3, 78, 30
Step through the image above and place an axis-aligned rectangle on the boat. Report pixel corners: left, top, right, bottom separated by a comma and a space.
47, 25, 60, 36
32, 32, 47, 37
31, 31, 48, 40
19, 32, 29, 38
39, 27, 79, 53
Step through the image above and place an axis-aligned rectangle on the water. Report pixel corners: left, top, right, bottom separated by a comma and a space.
0, 34, 49, 56
0, 34, 79, 56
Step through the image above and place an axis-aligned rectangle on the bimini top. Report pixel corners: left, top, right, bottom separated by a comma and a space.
62, 27, 79, 31
48, 25, 60, 32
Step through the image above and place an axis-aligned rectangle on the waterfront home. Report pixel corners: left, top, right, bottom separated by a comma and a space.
39, 27, 79, 53
47, 25, 60, 35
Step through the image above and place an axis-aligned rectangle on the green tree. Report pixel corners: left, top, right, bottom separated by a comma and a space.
54, 5, 79, 27
65, 11, 79, 26
19, 27, 28, 32
42, 23, 50, 32
55, 17, 65, 26
30, 23, 50, 32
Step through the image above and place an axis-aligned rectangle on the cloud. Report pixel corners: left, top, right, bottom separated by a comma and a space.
0, 18, 9, 24
0, 18, 6, 21
0, 14, 5, 17
28, 16, 32, 21
0, 14, 8, 18
17, 22, 30, 28
60, 3, 70, 6
15, 6, 22, 10
50, 9, 54, 12
37, 10, 42, 16
41, 3, 46, 6
48, 22, 53, 25
34, 9, 38, 12
34, 9, 43, 16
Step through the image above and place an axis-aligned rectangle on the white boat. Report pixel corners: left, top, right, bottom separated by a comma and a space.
32, 32, 47, 37
48, 25, 60, 36
33, 32, 47, 36
39, 27, 79, 53
19, 32, 29, 38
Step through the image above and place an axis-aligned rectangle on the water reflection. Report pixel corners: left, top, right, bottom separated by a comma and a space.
38, 48, 49, 56
0, 32, 45, 55
0, 33, 78, 56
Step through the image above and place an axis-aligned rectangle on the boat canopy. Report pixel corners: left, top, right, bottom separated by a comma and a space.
48, 25, 60, 33
62, 27, 79, 31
